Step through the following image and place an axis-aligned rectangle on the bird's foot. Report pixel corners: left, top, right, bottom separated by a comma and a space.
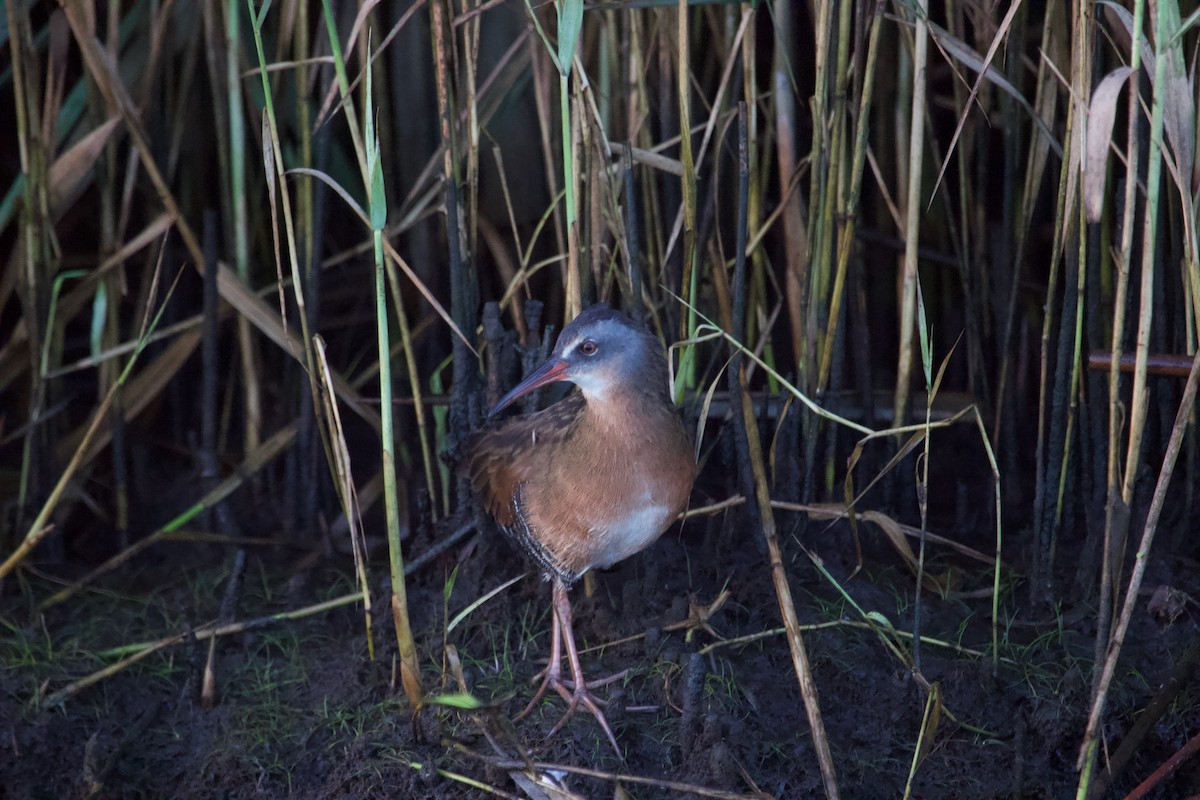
514, 663, 560, 722
516, 667, 629, 755
547, 673, 624, 755
555, 668, 628, 693
514, 580, 627, 754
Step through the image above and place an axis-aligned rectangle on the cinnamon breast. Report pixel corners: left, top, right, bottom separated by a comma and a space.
468, 392, 695, 583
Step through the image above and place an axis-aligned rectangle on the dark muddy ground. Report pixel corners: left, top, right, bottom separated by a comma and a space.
2, 429, 1198, 799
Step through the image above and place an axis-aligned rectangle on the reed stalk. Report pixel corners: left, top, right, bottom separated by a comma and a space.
368, 104, 424, 706
4, 0, 1199, 792
894, 0, 929, 432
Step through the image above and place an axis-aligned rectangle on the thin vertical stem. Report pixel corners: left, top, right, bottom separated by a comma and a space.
894, 0, 929, 429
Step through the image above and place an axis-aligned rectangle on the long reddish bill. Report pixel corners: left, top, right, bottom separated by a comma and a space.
488, 358, 570, 417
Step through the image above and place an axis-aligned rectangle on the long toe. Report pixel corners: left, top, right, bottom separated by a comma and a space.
515, 668, 563, 722
546, 683, 621, 754
556, 668, 629, 693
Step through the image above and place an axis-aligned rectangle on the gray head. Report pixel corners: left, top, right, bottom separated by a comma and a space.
488, 304, 671, 416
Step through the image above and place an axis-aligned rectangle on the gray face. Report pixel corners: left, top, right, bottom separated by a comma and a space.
486, 304, 668, 418
555, 316, 649, 400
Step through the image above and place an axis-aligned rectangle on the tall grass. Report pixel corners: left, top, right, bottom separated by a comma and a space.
1, 0, 1197, 794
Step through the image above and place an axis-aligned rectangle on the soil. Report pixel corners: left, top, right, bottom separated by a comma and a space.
2, 426, 1199, 799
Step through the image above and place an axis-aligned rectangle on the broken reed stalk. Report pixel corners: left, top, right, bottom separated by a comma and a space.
902, 684, 942, 800
1077, 349, 1200, 786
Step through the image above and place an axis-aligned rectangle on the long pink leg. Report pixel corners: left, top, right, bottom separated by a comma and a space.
514, 579, 626, 753
546, 579, 622, 754
514, 589, 563, 721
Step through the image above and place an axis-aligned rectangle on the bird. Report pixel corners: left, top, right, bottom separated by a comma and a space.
466, 303, 696, 750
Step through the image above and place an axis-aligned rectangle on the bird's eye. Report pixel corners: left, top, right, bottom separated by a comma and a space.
579, 340, 598, 356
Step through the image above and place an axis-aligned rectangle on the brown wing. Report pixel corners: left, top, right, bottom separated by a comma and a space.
463, 393, 584, 527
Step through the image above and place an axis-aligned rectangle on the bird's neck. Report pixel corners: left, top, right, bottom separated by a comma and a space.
576, 386, 675, 442
578, 357, 672, 414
